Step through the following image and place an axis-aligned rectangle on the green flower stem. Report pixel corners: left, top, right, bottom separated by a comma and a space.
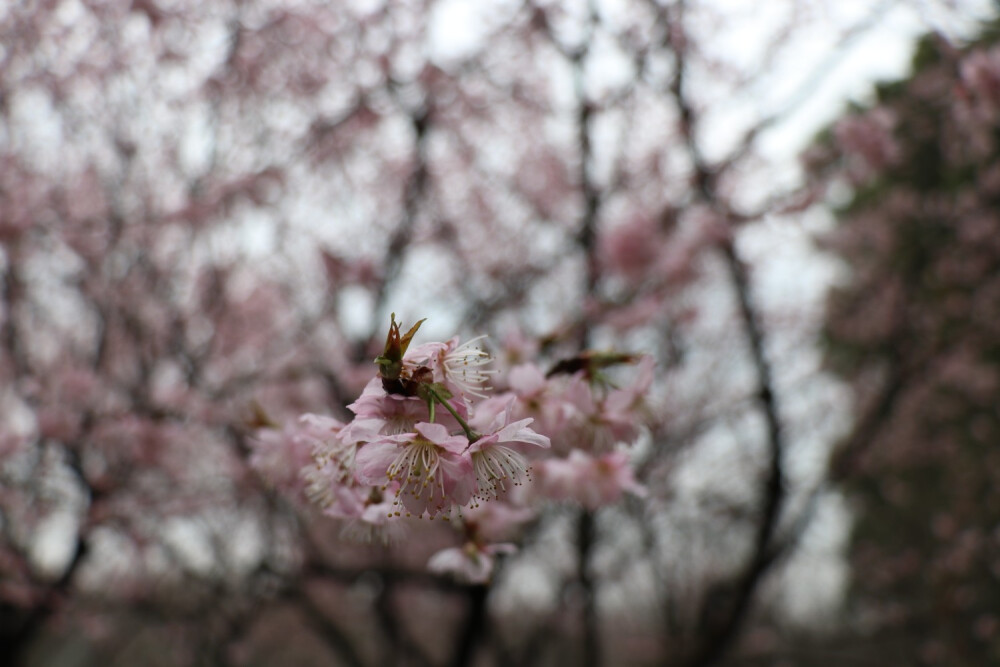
425, 385, 480, 442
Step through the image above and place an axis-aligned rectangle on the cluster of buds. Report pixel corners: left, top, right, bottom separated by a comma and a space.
251, 315, 651, 581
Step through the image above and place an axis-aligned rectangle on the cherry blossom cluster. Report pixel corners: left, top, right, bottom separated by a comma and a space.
251, 315, 651, 581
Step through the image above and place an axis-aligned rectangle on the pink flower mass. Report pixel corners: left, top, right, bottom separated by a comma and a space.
243, 315, 651, 588
265, 317, 646, 537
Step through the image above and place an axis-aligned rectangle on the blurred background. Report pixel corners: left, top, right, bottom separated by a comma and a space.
2, 0, 999, 665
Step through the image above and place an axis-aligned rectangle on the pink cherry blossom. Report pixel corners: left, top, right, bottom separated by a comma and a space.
536, 450, 645, 510
250, 414, 344, 498
457, 500, 537, 542
354, 422, 475, 518
427, 541, 517, 584
468, 398, 550, 499
348, 378, 435, 434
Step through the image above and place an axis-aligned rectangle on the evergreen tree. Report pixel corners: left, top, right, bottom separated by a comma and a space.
813, 23, 1000, 665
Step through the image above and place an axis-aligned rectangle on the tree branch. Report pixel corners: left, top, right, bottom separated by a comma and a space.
664, 5, 788, 664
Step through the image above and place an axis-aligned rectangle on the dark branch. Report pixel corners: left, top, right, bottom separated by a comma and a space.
664, 5, 788, 664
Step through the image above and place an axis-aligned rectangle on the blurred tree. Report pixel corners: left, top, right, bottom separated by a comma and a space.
811, 21, 1000, 666
0, 1, 983, 666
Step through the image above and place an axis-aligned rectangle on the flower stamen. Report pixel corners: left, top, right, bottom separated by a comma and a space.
444, 336, 498, 399
472, 445, 532, 499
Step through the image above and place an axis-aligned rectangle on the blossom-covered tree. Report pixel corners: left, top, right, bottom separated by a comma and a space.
809, 23, 1000, 666
0, 1, 985, 666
